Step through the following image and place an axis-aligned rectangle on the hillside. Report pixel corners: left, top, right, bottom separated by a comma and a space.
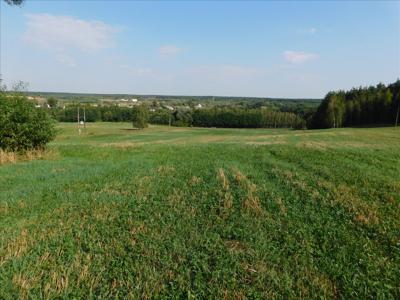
1, 124, 399, 298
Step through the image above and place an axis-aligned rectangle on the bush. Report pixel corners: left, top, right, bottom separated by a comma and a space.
0, 93, 57, 152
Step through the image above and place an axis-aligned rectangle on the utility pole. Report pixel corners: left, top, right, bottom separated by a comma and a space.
83, 106, 86, 128
395, 100, 399, 127
77, 106, 81, 135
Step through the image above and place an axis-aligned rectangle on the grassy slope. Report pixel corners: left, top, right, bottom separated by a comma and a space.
1, 123, 399, 299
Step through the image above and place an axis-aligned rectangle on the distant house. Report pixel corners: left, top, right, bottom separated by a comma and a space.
131, 98, 138, 102
195, 104, 203, 109
165, 105, 174, 111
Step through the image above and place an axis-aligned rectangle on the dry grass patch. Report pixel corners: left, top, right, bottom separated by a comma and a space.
157, 165, 175, 175
275, 197, 287, 215
272, 168, 315, 196
189, 176, 202, 186
334, 184, 379, 225
231, 168, 263, 215
1, 229, 30, 265
130, 224, 147, 248
99, 182, 130, 197
167, 188, 185, 206
218, 168, 230, 191
296, 141, 329, 150
12, 272, 40, 300
318, 181, 380, 225
224, 240, 247, 253
298, 268, 338, 299
101, 141, 139, 149
0, 150, 16, 164
0, 149, 58, 165
245, 140, 286, 146
222, 289, 246, 300
242, 182, 262, 215
134, 176, 153, 200
217, 169, 233, 212
0, 202, 9, 215
1, 204, 81, 268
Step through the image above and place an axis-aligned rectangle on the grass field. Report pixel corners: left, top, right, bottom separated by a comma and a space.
1, 123, 399, 299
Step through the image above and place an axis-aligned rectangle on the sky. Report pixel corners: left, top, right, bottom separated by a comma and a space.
0, 0, 399, 98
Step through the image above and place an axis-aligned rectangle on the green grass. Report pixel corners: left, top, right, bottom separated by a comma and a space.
1, 122, 399, 299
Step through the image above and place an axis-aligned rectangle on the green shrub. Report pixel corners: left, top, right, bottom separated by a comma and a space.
0, 93, 56, 152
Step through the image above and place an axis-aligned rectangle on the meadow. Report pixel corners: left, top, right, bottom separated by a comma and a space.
1, 123, 399, 298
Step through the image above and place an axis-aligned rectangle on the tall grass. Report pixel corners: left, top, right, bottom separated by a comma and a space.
0, 149, 57, 165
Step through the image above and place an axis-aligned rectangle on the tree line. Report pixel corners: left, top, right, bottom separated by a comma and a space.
53, 106, 133, 122
149, 108, 306, 129
310, 80, 400, 128
191, 108, 305, 129
50, 105, 306, 129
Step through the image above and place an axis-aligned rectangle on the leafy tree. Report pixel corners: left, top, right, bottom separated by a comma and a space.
132, 105, 148, 129
47, 97, 58, 108
149, 110, 170, 125
173, 108, 193, 126
0, 92, 56, 152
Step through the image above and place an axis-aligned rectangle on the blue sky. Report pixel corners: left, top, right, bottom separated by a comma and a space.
1, 0, 399, 98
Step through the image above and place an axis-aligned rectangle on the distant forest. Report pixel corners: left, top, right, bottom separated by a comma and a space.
42, 94, 317, 129
53, 106, 305, 129
311, 80, 400, 128
24, 80, 400, 130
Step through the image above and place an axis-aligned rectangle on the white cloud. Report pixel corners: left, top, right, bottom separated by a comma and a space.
158, 45, 182, 57
24, 14, 118, 52
283, 51, 318, 64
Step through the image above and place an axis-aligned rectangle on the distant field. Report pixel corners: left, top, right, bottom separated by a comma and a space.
1, 123, 399, 298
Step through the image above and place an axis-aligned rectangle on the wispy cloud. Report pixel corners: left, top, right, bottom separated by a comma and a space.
158, 45, 182, 57
283, 50, 318, 64
188, 65, 261, 81
55, 53, 76, 67
307, 27, 317, 34
297, 27, 317, 35
24, 14, 119, 52
120, 65, 155, 77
